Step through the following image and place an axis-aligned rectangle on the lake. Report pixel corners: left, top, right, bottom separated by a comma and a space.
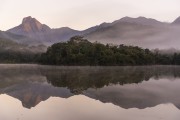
0, 64, 180, 120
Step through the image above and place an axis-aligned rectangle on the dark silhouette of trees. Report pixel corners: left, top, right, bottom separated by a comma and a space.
40, 36, 173, 66
0, 50, 40, 63
1, 36, 180, 65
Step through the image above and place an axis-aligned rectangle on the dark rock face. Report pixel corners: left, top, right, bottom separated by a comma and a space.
22, 16, 51, 33
9, 16, 51, 35
8, 16, 81, 45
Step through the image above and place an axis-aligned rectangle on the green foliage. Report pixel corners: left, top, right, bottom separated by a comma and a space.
1, 36, 180, 65
40, 36, 158, 66
0, 50, 40, 63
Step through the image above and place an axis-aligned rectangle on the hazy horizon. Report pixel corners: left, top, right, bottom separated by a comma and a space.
0, 0, 180, 31
1, 1, 180, 119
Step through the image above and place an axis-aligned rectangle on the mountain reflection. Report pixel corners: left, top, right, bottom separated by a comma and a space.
0, 65, 180, 109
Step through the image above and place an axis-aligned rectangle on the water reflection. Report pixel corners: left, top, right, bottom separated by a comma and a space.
0, 65, 180, 116
1, 94, 180, 120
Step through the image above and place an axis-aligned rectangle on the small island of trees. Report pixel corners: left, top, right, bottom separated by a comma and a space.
39, 36, 180, 66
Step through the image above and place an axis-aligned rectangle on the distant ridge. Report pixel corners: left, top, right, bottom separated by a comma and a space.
85, 16, 180, 49
5, 16, 180, 49
114, 16, 167, 26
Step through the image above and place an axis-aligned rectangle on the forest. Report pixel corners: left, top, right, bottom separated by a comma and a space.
1, 36, 180, 65
0, 50, 39, 63
39, 36, 180, 66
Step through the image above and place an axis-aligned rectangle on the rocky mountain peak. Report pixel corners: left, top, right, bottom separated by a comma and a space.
22, 16, 34, 23
20, 16, 51, 33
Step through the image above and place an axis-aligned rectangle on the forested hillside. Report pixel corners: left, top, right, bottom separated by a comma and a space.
39, 36, 180, 66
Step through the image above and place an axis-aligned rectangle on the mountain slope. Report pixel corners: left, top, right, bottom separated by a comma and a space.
0, 31, 47, 53
0, 37, 22, 50
83, 22, 112, 34
85, 17, 180, 49
172, 16, 180, 25
0, 30, 43, 45
8, 16, 51, 34
8, 16, 81, 45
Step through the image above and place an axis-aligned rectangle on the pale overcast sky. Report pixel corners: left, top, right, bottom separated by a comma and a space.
0, 0, 180, 30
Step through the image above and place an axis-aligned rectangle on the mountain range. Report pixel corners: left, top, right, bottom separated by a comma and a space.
1, 16, 180, 50
86, 16, 180, 49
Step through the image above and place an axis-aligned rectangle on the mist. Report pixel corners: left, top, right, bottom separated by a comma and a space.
86, 21, 180, 50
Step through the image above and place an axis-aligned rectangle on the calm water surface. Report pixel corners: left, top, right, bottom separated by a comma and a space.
0, 64, 180, 120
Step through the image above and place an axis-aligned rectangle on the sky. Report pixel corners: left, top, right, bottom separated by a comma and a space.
0, 0, 180, 31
